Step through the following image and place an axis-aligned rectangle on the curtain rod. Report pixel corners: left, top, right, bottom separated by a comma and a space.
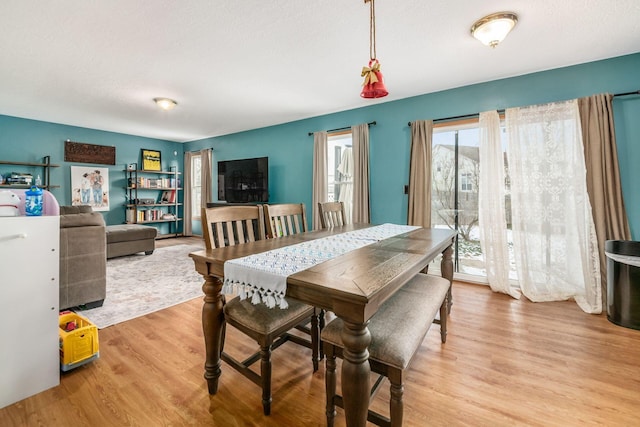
613, 90, 640, 97
308, 121, 376, 136
405, 91, 640, 127
407, 110, 507, 127
408, 113, 476, 127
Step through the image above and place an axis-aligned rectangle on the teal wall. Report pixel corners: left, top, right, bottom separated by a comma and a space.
0, 116, 182, 232
185, 53, 640, 238
2, 53, 639, 238
614, 95, 640, 239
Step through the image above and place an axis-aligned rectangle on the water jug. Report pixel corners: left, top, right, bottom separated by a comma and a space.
25, 185, 43, 216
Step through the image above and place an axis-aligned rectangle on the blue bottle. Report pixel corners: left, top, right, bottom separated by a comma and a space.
25, 185, 43, 216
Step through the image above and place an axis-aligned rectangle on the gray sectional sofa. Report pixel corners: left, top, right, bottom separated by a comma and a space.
58, 206, 157, 310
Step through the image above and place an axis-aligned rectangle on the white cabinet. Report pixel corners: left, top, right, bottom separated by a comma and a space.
0, 216, 60, 409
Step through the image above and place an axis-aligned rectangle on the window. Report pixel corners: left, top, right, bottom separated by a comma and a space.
327, 132, 353, 223
460, 172, 473, 192
191, 154, 202, 219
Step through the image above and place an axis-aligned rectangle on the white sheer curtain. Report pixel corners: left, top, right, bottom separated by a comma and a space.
506, 100, 601, 313
478, 111, 519, 298
183, 151, 194, 236
183, 148, 212, 237
352, 123, 370, 224
336, 147, 354, 223
311, 131, 328, 230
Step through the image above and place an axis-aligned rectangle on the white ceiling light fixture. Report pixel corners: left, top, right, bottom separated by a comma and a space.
471, 12, 518, 48
153, 97, 177, 111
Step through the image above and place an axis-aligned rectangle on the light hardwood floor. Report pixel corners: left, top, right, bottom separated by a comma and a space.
2, 237, 639, 426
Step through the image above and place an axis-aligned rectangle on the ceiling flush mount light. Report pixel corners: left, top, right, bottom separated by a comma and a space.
360, 0, 388, 98
470, 12, 518, 48
153, 97, 177, 111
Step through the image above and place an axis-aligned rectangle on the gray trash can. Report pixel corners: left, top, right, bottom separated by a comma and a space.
605, 240, 640, 330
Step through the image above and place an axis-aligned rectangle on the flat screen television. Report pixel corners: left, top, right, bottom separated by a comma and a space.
217, 156, 269, 203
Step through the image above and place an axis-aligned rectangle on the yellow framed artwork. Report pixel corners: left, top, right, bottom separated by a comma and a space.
141, 149, 161, 171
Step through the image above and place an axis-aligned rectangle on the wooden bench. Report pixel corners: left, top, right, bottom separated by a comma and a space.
322, 273, 450, 427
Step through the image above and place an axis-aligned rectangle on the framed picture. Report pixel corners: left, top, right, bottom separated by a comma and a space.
70, 166, 110, 212
141, 149, 162, 171
64, 140, 116, 165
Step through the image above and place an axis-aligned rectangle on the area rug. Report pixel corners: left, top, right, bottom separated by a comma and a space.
77, 243, 205, 329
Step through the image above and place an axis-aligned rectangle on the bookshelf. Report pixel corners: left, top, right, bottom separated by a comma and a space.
0, 156, 60, 190
125, 164, 182, 238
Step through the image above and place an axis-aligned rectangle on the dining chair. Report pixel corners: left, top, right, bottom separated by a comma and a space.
318, 201, 347, 228
263, 203, 308, 238
264, 203, 324, 358
201, 205, 320, 416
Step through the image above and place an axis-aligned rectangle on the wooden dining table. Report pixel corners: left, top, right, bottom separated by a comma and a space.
189, 224, 456, 427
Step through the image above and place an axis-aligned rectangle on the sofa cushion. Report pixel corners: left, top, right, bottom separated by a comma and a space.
106, 224, 157, 243
60, 205, 94, 215
60, 212, 105, 228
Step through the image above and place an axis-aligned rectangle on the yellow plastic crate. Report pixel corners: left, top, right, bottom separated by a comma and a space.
59, 312, 99, 372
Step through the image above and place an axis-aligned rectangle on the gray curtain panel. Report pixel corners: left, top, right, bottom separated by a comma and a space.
201, 148, 213, 209
408, 120, 433, 227
578, 94, 631, 305
312, 131, 328, 230
352, 123, 370, 224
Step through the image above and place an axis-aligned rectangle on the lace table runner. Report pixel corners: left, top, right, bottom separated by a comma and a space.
223, 224, 420, 308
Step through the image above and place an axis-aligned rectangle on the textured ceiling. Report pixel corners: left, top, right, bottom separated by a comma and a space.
1, 1, 639, 142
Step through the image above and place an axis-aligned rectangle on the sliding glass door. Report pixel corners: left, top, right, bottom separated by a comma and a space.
429, 121, 515, 281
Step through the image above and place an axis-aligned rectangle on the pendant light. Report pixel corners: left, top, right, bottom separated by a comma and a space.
360, 0, 388, 98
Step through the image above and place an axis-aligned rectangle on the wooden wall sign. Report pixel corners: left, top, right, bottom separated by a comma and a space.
64, 140, 116, 165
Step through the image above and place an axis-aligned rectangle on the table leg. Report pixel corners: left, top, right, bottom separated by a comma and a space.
201, 274, 225, 394
341, 320, 371, 427
441, 243, 454, 313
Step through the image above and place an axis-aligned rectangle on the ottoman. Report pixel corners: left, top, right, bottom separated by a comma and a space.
106, 224, 157, 259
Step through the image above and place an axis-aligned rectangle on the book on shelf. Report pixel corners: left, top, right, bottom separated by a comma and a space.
159, 190, 176, 203
134, 177, 181, 188
131, 208, 177, 222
